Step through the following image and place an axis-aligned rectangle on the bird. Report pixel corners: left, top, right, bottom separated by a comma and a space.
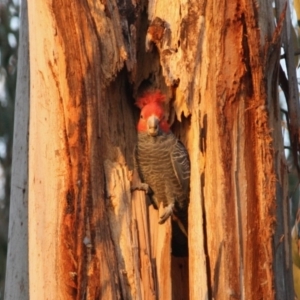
133, 90, 190, 256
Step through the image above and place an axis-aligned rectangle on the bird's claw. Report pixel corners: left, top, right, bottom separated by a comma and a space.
158, 204, 174, 224
131, 183, 152, 194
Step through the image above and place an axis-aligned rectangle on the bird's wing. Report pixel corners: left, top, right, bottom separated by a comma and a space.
170, 140, 190, 196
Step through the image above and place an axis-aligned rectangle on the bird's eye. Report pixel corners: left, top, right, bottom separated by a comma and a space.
140, 115, 144, 119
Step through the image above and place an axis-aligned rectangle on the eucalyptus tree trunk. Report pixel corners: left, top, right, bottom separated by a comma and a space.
6, 0, 297, 299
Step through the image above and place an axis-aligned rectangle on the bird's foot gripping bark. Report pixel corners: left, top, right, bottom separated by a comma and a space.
159, 203, 174, 224
131, 183, 152, 194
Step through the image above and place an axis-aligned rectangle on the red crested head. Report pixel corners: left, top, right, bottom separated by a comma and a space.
135, 90, 166, 108
136, 91, 170, 136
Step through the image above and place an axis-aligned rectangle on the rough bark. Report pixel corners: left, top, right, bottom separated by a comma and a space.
144, 0, 294, 299
27, 0, 125, 298
23, 0, 295, 299
4, 1, 29, 299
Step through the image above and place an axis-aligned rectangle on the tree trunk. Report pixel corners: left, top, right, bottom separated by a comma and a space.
4, 1, 29, 299
7, 0, 296, 299
188, 1, 291, 299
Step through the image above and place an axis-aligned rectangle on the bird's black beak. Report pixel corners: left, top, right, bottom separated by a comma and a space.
147, 115, 159, 136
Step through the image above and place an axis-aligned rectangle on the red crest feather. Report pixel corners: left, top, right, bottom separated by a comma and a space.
135, 91, 166, 109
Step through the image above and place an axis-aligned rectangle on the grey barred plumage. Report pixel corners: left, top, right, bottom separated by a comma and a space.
134, 131, 190, 256
135, 132, 189, 210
